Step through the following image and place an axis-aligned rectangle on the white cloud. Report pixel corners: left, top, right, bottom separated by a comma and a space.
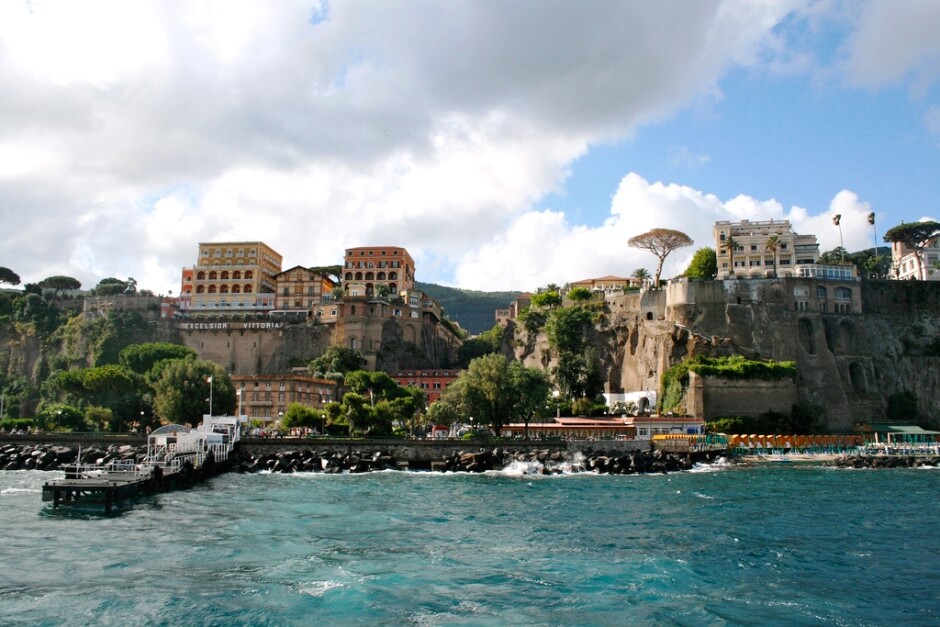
3, 0, 922, 297
840, 0, 940, 91
453, 174, 887, 291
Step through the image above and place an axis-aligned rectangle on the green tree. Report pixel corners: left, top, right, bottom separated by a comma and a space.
37, 275, 81, 296
344, 370, 404, 401
151, 358, 234, 425
684, 247, 718, 280
566, 286, 593, 302
309, 344, 365, 376
119, 342, 198, 374
341, 392, 372, 435
819, 247, 849, 265
531, 290, 562, 309
457, 325, 503, 367
884, 220, 940, 280
545, 307, 593, 354
0, 267, 20, 286
457, 353, 515, 434
628, 228, 694, 286
92, 277, 131, 296
282, 402, 320, 430
506, 362, 551, 439
85, 405, 113, 432
36, 403, 85, 432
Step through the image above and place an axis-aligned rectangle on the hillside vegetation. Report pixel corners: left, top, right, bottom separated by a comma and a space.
416, 281, 521, 335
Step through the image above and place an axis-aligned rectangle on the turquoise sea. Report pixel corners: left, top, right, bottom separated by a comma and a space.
1, 463, 938, 626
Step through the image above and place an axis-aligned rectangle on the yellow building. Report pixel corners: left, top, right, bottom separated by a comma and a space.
180, 242, 282, 311
714, 219, 819, 279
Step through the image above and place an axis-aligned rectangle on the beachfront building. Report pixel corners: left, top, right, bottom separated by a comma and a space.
232, 374, 337, 425
714, 219, 819, 279
891, 234, 940, 281
343, 246, 415, 298
180, 241, 282, 312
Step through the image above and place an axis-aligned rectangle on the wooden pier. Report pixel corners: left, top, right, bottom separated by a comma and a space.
43, 470, 160, 513
42, 415, 238, 513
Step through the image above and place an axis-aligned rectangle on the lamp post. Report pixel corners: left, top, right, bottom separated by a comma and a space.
552, 389, 561, 420
56, 409, 62, 432
236, 388, 242, 422
320, 414, 326, 437
207, 376, 214, 417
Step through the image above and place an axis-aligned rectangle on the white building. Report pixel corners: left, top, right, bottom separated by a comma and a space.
892, 235, 940, 281
713, 219, 819, 279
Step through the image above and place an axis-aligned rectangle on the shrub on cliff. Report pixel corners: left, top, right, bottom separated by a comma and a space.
660, 355, 797, 415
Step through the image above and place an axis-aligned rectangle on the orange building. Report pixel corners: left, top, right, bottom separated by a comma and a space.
343, 246, 415, 297
180, 241, 283, 311
392, 369, 460, 404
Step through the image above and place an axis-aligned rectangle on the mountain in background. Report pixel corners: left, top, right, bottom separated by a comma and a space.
415, 281, 522, 336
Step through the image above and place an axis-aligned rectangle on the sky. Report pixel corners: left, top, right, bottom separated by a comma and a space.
1, 0, 939, 294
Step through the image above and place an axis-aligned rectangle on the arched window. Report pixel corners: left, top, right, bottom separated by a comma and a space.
389, 271, 398, 280
355, 272, 363, 280
389, 283, 397, 293
196, 271, 206, 280
816, 286, 827, 300
209, 271, 218, 280
245, 271, 253, 280
208, 285, 217, 294
196, 285, 205, 294
835, 287, 852, 299
377, 271, 386, 280
345, 272, 353, 281
244, 285, 253, 293
221, 271, 229, 280
232, 271, 241, 280
232, 285, 241, 293
365, 272, 374, 280
220, 285, 229, 293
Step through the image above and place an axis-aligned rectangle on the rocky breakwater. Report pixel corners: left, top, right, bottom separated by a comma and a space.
234, 444, 710, 475
233, 447, 401, 474
0, 442, 145, 471
446, 447, 701, 474
830, 454, 940, 469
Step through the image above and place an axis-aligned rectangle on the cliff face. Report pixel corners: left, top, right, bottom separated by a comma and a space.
506, 279, 940, 431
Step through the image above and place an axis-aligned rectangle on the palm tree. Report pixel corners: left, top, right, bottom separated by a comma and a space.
833, 214, 844, 263
765, 235, 780, 277
721, 236, 738, 277
631, 268, 650, 288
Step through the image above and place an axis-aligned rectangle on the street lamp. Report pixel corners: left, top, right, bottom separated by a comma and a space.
236, 388, 242, 422
320, 414, 326, 436
207, 376, 214, 417
56, 409, 62, 432
552, 389, 561, 420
